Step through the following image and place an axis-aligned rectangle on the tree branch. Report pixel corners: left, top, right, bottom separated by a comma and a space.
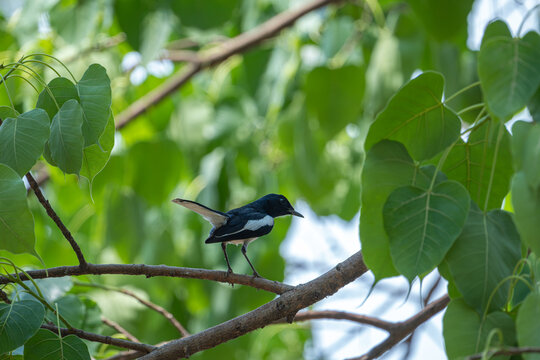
41, 323, 155, 353
348, 295, 451, 360
279, 310, 394, 331
77, 281, 190, 337
115, 0, 342, 129
138, 251, 368, 359
101, 317, 140, 343
0, 263, 293, 294
25, 173, 88, 269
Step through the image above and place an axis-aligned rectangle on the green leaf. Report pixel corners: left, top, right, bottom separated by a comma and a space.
481, 20, 511, 46
80, 113, 115, 184
511, 120, 534, 171
76, 64, 112, 146
304, 66, 364, 138
48, 99, 84, 175
406, 0, 474, 41
521, 124, 540, 188
446, 203, 521, 312
383, 180, 470, 280
320, 17, 355, 59
36, 77, 79, 120
0, 109, 50, 176
46, 295, 83, 328
442, 119, 512, 210
0, 106, 19, 120
24, 329, 90, 360
443, 298, 515, 359
529, 86, 540, 123
478, 31, 540, 119
0, 300, 44, 354
0, 164, 37, 256
365, 71, 461, 161
171, 0, 240, 29
360, 140, 447, 280
140, 8, 175, 65
512, 172, 540, 256
516, 292, 540, 360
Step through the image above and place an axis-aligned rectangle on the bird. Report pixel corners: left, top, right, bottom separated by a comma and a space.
172, 194, 304, 277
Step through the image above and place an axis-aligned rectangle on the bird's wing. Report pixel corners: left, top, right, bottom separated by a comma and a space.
172, 198, 229, 227
205, 212, 274, 243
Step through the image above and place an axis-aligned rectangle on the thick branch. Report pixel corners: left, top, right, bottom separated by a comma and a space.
282, 310, 394, 331
41, 324, 155, 353
25, 173, 88, 269
139, 251, 368, 359
0, 263, 292, 294
115, 0, 341, 129
349, 295, 451, 360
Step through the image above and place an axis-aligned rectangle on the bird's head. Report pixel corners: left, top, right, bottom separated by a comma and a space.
258, 194, 304, 218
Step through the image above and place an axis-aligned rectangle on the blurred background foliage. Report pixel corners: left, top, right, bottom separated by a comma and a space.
0, 0, 533, 358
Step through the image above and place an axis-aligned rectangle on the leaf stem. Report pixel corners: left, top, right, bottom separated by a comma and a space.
444, 81, 481, 104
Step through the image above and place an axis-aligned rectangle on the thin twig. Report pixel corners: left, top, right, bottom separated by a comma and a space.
41, 323, 155, 353
102, 316, 140, 343
280, 310, 394, 331
347, 295, 451, 360
115, 0, 342, 129
0, 263, 293, 295
78, 281, 190, 337
25, 173, 88, 269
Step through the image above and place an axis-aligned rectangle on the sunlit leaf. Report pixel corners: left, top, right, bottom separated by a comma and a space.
0, 108, 49, 176
365, 71, 461, 161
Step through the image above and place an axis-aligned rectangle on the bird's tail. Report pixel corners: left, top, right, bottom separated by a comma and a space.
172, 198, 229, 227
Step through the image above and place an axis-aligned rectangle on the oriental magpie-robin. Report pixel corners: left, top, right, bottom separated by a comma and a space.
172, 194, 303, 277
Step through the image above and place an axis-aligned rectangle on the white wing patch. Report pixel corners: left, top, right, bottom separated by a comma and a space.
215, 215, 274, 238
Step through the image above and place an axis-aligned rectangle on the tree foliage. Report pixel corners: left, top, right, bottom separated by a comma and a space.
0, 0, 539, 359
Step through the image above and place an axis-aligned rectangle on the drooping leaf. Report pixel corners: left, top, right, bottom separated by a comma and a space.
521, 124, 540, 188
445, 203, 521, 312
365, 71, 461, 161
383, 180, 470, 281
48, 99, 84, 175
76, 64, 112, 146
529, 86, 540, 123
0, 300, 44, 354
516, 292, 540, 360
0, 164, 37, 256
512, 172, 540, 256
0, 108, 50, 176
24, 329, 90, 360
442, 119, 512, 210
478, 31, 540, 119
304, 66, 364, 138
36, 77, 79, 120
360, 140, 448, 280
481, 20, 512, 48
80, 113, 115, 184
443, 298, 515, 359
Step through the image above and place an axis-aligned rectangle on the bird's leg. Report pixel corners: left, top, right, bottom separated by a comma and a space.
241, 243, 260, 277
221, 242, 233, 274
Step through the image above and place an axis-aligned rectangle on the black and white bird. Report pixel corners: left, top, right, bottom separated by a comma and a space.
172, 194, 303, 277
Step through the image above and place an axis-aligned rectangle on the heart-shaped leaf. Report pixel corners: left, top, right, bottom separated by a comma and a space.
0, 300, 44, 354
48, 99, 84, 175
80, 113, 114, 185
0, 108, 50, 176
365, 71, 461, 161
36, 77, 79, 120
24, 329, 90, 360
384, 180, 470, 281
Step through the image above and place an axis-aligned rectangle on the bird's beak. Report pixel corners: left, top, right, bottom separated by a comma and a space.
290, 209, 304, 218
